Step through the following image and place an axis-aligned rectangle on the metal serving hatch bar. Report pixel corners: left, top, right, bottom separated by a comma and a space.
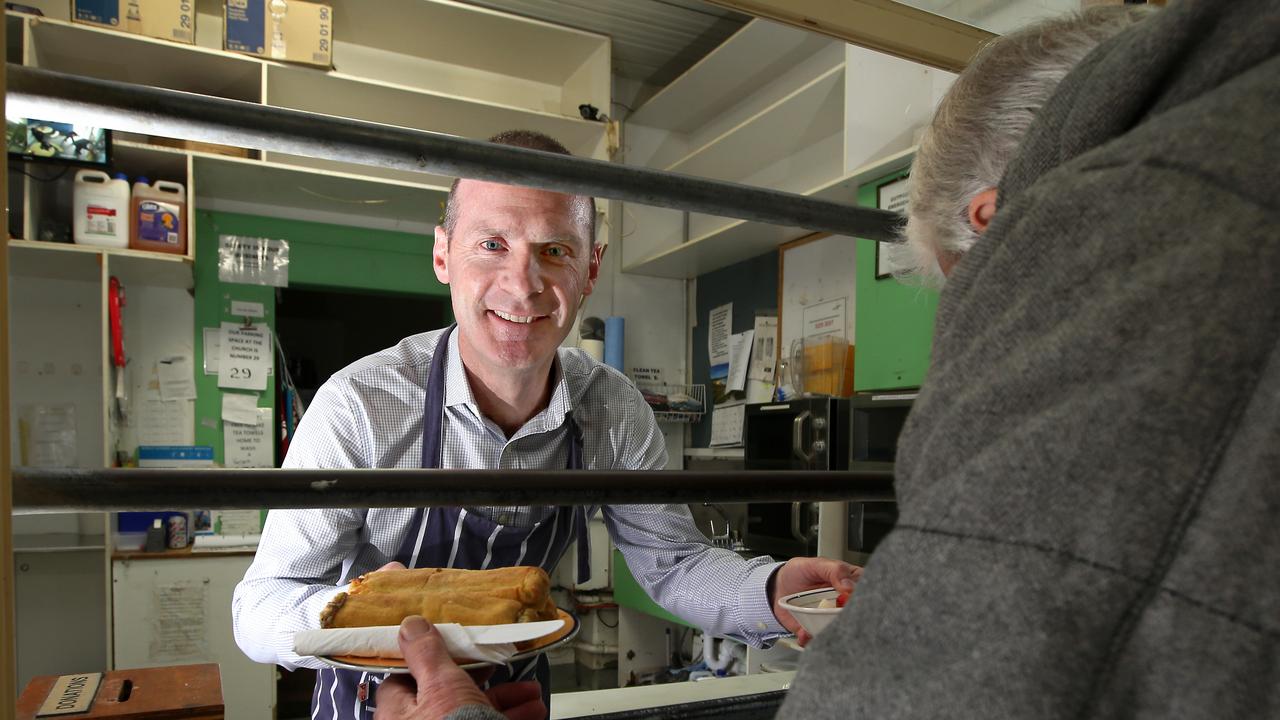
11, 468, 895, 514
7, 64, 904, 243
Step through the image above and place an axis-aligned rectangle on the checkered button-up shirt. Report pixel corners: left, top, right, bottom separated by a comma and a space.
232, 328, 786, 669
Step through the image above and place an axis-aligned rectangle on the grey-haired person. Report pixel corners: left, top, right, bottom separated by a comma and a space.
377, 0, 1280, 717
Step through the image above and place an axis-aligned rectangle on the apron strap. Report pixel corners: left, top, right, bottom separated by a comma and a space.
567, 420, 592, 585
420, 325, 455, 468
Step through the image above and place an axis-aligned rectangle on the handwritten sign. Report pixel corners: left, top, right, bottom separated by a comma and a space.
217, 323, 270, 391
224, 407, 273, 467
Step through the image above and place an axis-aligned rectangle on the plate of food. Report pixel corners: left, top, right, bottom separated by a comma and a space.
315, 609, 579, 674
297, 566, 579, 674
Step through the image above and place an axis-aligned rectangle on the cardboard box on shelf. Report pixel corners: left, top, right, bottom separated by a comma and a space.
224, 0, 332, 68
73, 0, 195, 44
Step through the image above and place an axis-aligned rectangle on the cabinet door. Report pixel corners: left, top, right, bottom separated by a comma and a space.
112, 556, 274, 719
15, 550, 108, 691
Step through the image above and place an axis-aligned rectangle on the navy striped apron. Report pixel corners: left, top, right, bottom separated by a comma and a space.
311, 325, 590, 719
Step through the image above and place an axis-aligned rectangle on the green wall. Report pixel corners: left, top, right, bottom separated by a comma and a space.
853, 168, 939, 391
192, 209, 447, 461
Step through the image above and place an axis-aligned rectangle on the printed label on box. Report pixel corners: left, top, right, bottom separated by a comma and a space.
75, 0, 119, 25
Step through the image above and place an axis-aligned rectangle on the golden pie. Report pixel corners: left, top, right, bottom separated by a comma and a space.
320, 566, 558, 629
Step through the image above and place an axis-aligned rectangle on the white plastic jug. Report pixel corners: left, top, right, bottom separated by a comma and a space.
73, 170, 130, 248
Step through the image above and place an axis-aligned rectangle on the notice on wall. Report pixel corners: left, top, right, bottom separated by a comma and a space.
749, 316, 778, 383
708, 303, 732, 378
157, 355, 197, 401
149, 582, 208, 663
19, 404, 77, 467
803, 298, 847, 341
726, 330, 754, 393
221, 392, 261, 426
212, 509, 263, 536
202, 327, 221, 375
709, 402, 745, 447
218, 235, 290, 287
629, 367, 664, 386
224, 407, 273, 468
876, 176, 912, 278
230, 300, 265, 318
217, 322, 270, 391
136, 397, 194, 447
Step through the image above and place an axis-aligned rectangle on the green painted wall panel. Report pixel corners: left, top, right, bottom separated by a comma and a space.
192, 210, 449, 460
613, 549, 693, 628
853, 169, 939, 391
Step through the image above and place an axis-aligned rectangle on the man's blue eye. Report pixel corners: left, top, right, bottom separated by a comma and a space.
482, 240, 502, 251
546, 246, 566, 257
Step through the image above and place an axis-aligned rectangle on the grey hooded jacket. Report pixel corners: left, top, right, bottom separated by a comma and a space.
780, 0, 1279, 718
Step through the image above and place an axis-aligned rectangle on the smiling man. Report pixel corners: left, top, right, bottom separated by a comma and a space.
232, 130, 858, 720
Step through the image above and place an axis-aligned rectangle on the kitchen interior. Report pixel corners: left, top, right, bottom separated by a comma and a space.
3, 0, 1093, 718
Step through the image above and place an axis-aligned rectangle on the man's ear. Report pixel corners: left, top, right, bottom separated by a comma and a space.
582, 243, 606, 296
432, 226, 450, 285
967, 188, 998, 234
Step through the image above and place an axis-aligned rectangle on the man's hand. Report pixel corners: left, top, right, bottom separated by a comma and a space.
768, 557, 863, 646
373, 616, 545, 720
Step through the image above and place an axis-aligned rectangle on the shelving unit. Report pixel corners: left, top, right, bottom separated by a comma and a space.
624, 147, 915, 279
628, 20, 833, 136
5, 1, 614, 700
620, 19, 950, 280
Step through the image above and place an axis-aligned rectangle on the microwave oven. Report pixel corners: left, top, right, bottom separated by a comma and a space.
743, 397, 850, 558
742, 393, 913, 560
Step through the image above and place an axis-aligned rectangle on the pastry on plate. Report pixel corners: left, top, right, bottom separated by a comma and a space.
320, 566, 557, 629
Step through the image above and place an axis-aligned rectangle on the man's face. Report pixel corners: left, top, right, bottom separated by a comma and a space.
433, 180, 603, 375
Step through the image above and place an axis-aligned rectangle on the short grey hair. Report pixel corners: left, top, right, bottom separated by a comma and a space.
892, 6, 1155, 286
442, 129, 597, 244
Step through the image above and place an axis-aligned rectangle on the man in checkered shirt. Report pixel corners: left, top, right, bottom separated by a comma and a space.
232, 130, 859, 720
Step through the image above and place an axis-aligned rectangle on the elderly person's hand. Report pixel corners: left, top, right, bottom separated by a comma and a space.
373, 616, 545, 720
769, 558, 863, 646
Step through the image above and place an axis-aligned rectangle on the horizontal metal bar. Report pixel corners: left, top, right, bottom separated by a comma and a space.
12, 468, 894, 513
6, 64, 903, 243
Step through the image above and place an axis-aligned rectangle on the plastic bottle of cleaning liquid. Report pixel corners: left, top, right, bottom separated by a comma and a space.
72, 170, 130, 248
129, 176, 187, 255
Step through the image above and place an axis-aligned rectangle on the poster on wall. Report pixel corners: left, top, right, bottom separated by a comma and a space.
876, 174, 912, 279
217, 322, 271, 391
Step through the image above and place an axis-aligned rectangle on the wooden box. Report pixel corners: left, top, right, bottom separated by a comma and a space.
17, 663, 223, 720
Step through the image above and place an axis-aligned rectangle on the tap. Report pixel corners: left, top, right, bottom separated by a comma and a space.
703, 503, 732, 548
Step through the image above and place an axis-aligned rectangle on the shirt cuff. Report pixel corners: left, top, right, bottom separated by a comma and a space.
739, 561, 788, 637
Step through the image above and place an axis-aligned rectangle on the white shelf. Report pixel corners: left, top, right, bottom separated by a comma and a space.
8, 239, 193, 288
265, 64, 607, 159
193, 154, 448, 234
327, 0, 610, 118
630, 19, 833, 135
13, 533, 106, 553
684, 447, 745, 460
112, 140, 191, 185
27, 15, 262, 102
623, 147, 916, 279
18, 11, 609, 161
7, 239, 103, 281
664, 65, 844, 178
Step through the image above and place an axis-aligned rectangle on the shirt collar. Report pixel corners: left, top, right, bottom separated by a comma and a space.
443, 330, 575, 437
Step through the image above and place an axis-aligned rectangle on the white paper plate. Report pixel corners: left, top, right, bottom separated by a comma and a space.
316, 610, 579, 674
